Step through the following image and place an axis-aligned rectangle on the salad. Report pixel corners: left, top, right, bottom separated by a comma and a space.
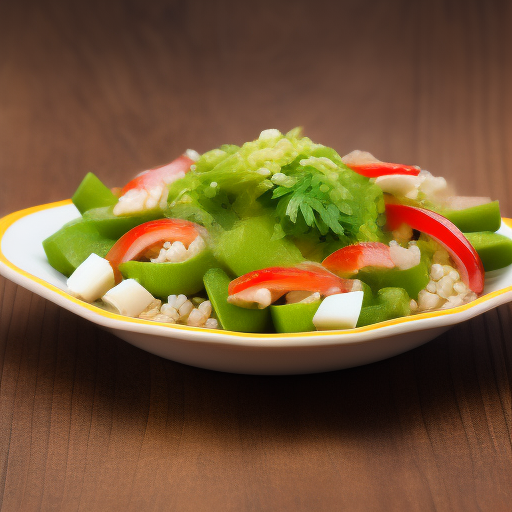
43, 128, 512, 333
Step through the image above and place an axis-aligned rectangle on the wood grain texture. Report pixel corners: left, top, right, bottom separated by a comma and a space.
1, 0, 512, 510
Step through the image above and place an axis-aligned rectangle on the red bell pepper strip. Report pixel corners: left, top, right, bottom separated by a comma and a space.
345, 162, 420, 178
342, 151, 420, 178
322, 242, 395, 276
121, 154, 194, 195
385, 203, 484, 294
228, 263, 360, 307
105, 218, 202, 282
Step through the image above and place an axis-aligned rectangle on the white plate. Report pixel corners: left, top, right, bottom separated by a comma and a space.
1, 200, 512, 375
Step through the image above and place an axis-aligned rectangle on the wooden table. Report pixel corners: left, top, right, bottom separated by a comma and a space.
1, 1, 511, 510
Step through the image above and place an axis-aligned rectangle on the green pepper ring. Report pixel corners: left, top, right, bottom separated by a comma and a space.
119, 249, 218, 299
270, 301, 321, 333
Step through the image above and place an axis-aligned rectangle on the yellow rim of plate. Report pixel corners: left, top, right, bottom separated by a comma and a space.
1, 200, 511, 339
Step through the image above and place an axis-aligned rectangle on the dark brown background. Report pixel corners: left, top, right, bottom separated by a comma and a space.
1, 0, 512, 510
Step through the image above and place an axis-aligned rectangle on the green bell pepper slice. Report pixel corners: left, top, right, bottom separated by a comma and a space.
72, 172, 118, 214
214, 216, 304, 277
119, 249, 218, 299
356, 259, 430, 300
357, 287, 411, 327
464, 231, 512, 271
83, 206, 164, 239
270, 282, 372, 334
441, 201, 501, 233
203, 268, 269, 333
43, 218, 115, 277
270, 301, 321, 333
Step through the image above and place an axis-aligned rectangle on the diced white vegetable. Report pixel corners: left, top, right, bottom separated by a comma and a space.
67, 254, 115, 303
102, 279, 155, 317
312, 291, 365, 331
418, 172, 447, 197
374, 174, 424, 200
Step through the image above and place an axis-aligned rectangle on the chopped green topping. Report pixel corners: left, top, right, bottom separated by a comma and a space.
167, 129, 384, 243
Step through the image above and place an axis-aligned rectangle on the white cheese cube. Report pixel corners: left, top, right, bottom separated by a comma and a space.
313, 291, 365, 331
67, 253, 115, 303
102, 279, 155, 317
